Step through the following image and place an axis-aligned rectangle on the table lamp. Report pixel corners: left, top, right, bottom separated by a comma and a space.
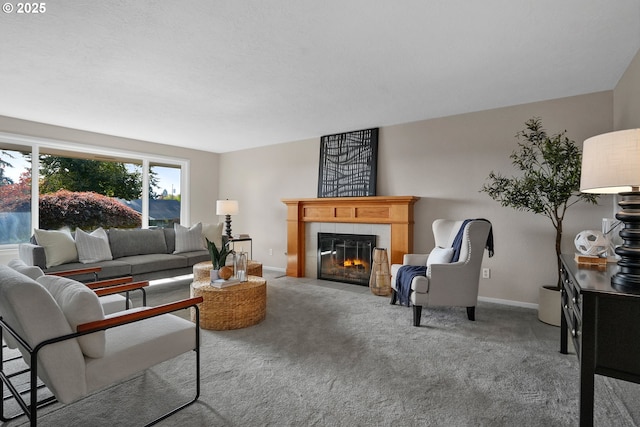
216, 199, 239, 239
580, 128, 640, 292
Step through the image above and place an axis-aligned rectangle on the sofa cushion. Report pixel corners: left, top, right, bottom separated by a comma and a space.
202, 222, 223, 251
174, 223, 206, 254
108, 228, 167, 259
4, 260, 43, 348
163, 227, 176, 254
0, 265, 86, 404
118, 254, 188, 275
175, 250, 210, 267
34, 228, 79, 268
75, 227, 113, 264
37, 275, 106, 359
44, 260, 132, 281
7, 258, 44, 280
85, 312, 196, 394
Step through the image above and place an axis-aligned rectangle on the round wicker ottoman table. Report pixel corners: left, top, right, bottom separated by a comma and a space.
190, 262, 267, 331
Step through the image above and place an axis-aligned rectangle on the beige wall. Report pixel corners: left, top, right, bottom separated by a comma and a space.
0, 116, 220, 263
220, 92, 614, 305
614, 48, 640, 130
3, 48, 639, 305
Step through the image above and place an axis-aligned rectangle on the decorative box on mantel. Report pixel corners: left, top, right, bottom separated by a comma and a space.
281, 196, 419, 277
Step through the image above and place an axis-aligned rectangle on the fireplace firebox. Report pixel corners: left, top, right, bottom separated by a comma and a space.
317, 233, 376, 286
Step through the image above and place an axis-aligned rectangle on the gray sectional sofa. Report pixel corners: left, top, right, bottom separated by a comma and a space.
19, 227, 210, 282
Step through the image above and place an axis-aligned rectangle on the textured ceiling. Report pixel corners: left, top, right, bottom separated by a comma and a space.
1, 1, 639, 153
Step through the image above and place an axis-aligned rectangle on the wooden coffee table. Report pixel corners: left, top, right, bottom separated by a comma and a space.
190, 262, 266, 330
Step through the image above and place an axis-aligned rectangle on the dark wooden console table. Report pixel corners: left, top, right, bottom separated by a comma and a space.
560, 254, 640, 426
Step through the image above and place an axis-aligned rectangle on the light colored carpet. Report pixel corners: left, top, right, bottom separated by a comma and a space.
4, 271, 640, 426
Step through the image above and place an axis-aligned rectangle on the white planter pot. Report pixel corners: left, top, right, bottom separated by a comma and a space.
210, 269, 219, 282
538, 285, 561, 326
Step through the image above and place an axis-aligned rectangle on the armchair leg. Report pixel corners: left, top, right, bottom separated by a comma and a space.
466, 306, 475, 321
390, 289, 397, 305
413, 305, 422, 326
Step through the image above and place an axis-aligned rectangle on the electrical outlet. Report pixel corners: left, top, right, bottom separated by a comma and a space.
269, 248, 273, 256
482, 268, 491, 279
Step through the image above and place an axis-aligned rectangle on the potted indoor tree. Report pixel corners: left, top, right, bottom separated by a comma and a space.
481, 117, 598, 325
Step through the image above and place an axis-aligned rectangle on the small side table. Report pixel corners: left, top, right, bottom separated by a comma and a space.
190, 262, 266, 330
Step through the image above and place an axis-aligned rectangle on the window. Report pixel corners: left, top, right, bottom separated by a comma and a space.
0, 145, 32, 244
149, 163, 182, 228
0, 133, 188, 246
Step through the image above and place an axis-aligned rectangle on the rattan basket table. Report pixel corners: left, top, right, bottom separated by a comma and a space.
190, 262, 267, 330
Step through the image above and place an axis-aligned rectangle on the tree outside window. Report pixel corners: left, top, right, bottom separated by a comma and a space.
0, 146, 183, 245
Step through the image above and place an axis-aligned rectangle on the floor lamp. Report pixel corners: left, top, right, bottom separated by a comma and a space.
216, 199, 239, 239
580, 128, 640, 293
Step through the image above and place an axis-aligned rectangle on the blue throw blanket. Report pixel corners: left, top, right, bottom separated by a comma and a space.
451, 219, 473, 262
451, 218, 494, 261
395, 265, 427, 306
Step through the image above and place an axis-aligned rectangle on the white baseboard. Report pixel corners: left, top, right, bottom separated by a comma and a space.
478, 295, 538, 310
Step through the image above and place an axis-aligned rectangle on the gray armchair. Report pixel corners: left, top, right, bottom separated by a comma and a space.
0, 264, 202, 426
390, 219, 493, 326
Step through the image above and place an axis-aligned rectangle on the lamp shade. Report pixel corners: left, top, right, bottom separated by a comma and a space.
580, 129, 640, 194
216, 200, 239, 216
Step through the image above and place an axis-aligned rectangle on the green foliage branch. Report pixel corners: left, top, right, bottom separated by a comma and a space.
206, 236, 231, 270
0, 150, 14, 186
39, 156, 145, 199
481, 118, 599, 287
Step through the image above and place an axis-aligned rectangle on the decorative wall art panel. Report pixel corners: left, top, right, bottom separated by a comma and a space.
317, 128, 378, 198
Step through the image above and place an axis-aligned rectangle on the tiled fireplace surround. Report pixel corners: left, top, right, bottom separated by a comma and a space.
282, 196, 419, 279
307, 223, 390, 279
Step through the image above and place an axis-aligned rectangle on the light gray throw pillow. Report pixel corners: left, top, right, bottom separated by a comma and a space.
75, 227, 113, 264
174, 223, 206, 253
202, 222, 223, 250
34, 227, 79, 268
37, 275, 106, 358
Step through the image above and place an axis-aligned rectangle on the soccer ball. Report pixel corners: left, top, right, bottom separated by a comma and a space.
574, 230, 608, 256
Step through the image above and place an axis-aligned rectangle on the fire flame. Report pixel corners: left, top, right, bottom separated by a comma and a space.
343, 259, 365, 267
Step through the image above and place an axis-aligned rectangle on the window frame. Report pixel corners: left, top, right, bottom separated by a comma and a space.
0, 131, 190, 248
